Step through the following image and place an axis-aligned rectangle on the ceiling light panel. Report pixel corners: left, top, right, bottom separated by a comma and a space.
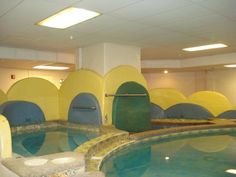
183, 43, 228, 52
33, 65, 69, 70
224, 64, 236, 68
38, 7, 100, 29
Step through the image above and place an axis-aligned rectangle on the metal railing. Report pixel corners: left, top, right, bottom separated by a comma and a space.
72, 106, 96, 110
105, 93, 147, 97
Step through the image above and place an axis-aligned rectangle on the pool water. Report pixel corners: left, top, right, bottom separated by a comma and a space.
102, 130, 236, 177
12, 127, 99, 157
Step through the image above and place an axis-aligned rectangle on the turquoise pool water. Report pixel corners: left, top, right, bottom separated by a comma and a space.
102, 129, 236, 177
12, 127, 99, 157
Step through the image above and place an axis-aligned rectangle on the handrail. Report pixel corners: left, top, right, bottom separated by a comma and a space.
72, 106, 96, 110
105, 93, 147, 97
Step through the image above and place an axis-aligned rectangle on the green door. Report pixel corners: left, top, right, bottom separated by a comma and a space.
112, 81, 151, 132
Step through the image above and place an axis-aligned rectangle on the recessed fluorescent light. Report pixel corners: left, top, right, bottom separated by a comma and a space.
33, 65, 69, 70
37, 7, 100, 29
226, 169, 236, 174
183, 43, 227, 52
224, 64, 236, 68
164, 70, 168, 74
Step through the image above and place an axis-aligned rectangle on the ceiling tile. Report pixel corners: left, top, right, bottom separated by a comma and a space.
0, 0, 236, 60
138, 4, 215, 27
157, 14, 234, 39
135, 30, 205, 48
74, 0, 143, 13
0, 0, 70, 25
109, 0, 191, 20
0, 0, 22, 17
191, 0, 236, 21
42, 0, 82, 6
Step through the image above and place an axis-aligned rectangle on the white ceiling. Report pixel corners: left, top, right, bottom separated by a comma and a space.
0, 0, 236, 60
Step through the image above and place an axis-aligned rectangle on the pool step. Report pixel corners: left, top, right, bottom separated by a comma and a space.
74, 128, 132, 172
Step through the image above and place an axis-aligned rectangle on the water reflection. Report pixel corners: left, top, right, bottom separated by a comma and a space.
12, 128, 99, 157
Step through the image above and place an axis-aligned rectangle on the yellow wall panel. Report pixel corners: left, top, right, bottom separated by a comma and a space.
7, 78, 59, 121
0, 89, 7, 105
0, 115, 12, 159
59, 70, 104, 121
188, 91, 232, 116
104, 66, 147, 124
149, 88, 187, 109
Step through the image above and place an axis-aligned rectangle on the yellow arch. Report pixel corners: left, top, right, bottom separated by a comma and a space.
59, 69, 104, 121
188, 91, 232, 116
104, 65, 147, 125
0, 89, 7, 105
149, 88, 187, 109
0, 115, 12, 158
7, 77, 59, 121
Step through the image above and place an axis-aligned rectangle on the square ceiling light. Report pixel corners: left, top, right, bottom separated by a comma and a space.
183, 43, 228, 52
37, 7, 100, 29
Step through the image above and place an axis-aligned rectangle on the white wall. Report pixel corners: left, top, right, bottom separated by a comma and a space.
206, 68, 236, 104
0, 68, 70, 93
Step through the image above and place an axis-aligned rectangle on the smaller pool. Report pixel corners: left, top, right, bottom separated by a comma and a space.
12, 127, 100, 157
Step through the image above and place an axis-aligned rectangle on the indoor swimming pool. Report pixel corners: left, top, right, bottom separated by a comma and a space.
12, 127, 100, 157
101, 128, 236, 177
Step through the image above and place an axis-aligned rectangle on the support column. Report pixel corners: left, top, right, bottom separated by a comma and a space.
75, 43, 141, 75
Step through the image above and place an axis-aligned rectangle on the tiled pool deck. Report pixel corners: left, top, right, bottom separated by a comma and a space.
2, 119, 236, 177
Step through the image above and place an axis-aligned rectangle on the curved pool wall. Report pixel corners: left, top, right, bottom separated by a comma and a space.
218, 110, 236, 119
112, 81, 151, 132
165, 103, 214, 120
151, 102, 214, 120
104, 66, 148, 125
0, 89, 7, 105
100, 124, 236, 177
188, 91, 233, 117
0, 101, 45, 127
68, 93, 102, 125
149, 88, 187, 110
7, 77, 59, 121
59, 69, 104, 122
150, 103, 165, 119
1, 66, 149, 127
2, 68, 236, 128
149, 88, 236, 120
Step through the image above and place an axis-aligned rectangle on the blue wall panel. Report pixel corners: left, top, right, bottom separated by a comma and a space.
165, 103, 213, 120
218, 110, 236, 119
0, 101, 45, 127
68, 93, 102, 125
150, 103, 165, 119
